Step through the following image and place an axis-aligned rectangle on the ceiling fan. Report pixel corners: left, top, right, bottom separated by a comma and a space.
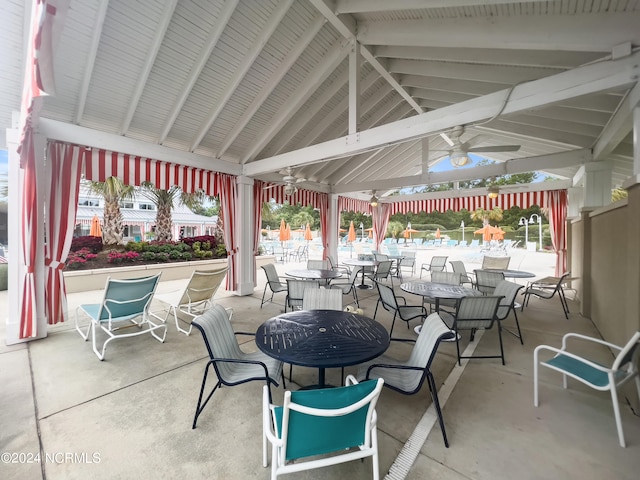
263, 166, 306, 196
485, 178, 530, 198
435, 126, 521, 167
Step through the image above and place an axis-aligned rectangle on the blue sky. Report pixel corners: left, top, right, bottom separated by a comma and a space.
0, 150, 7, 174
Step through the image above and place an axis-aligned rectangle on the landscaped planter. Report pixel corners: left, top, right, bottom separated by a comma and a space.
64, 255, 276, 293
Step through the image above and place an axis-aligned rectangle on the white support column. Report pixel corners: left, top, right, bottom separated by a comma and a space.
235, 175, 255, 296
6, 128, 47, 345
328, 194, 339, 262
348, 40, 360, 135
583, 161, 613, 208
567, 186, 584, 219
634, 105, 640, 177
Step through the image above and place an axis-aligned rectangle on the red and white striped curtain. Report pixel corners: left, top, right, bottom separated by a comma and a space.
337, 196, 373, 216
373, 203, 391, 252
19, 127, 39, 338
216, 173, 238, 291
387, 190, 548, 215
83, 149, 218, 195
45, 142, 83, 325
547, 190, 568, 276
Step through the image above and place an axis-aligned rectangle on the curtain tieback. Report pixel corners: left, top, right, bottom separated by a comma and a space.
45, 259, 64, 270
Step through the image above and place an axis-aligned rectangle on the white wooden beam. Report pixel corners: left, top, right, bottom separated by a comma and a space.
244, 52, 640, 177
74, 0, 109, 125
241, 38, 352, 163
310, 0, 422, 114
348, 39, 360, 135
271, 69, 349, 156
38, 118, 240, 175
215, 14, 326, 158
389, 58, 562, 85
119, 0, 177, 135
157, 0, 238, 144
593, 82, 640, 160
358, 12, 640, 53
188, 0, 293, 152
332, 150, 589, 194
335, 0, 548, 14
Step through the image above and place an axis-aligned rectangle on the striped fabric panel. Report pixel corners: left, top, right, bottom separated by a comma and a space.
83, 148, 220, 195
338, 196, 373, 214
386, 190, 551, 215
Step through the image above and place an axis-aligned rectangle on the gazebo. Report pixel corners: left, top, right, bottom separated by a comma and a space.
3, 1, 639, 354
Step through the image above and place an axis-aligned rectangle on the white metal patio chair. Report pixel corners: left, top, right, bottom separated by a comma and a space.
261, 263, 288, 308
150, 267, 229, 335
534, 331, 640, 447
262, 375, 384, 479
75, 274, 165, 360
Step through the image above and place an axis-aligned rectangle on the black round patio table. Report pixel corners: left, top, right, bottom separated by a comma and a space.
255, 310, 389, 389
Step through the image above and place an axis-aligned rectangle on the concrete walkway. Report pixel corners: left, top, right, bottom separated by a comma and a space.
1, 246, 639, 479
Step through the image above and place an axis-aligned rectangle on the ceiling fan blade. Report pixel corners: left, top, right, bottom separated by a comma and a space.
263, 184, 279, 190
295, 178, 307, 183
468, 145, 521, 153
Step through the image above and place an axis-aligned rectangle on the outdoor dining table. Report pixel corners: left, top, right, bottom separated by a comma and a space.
342, 258, 378, 289
400, 281, 481, 312
285, 269, 342, 281
476, 268, 535, 279
255, 309, 390, 389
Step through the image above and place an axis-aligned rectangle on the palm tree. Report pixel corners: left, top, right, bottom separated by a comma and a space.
141, 183, 204, 242
470, 207, 504, 226
87, 177, 135, 245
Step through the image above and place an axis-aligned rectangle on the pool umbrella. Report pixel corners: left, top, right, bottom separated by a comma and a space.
285, 223, 291, 241
90, 215, 102, 237
347, 221, 356, 242
402, 226, 418, 240
279, 219, 287, 242
435, 228, 441, 239
365, 227, 373, 239
474, 224, 501, 242
492, 227, 505, 241
304, 223, 313, 241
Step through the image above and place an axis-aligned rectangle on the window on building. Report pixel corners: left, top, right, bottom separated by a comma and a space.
139, 203, 155, 211
78, 198, 100, 207
120, 201, 134, 209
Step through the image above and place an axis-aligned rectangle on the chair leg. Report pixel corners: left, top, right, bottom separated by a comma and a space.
193, 362, 221, 429
496, 322, 505, 366
610, 386, 626, 447
260, 285, 269, 308
427, 372, 449, 448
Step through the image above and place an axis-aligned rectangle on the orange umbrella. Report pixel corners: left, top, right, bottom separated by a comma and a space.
278, 219, 287, 242
435, 228, 441, 239
285, 223, 291, 241
402, 227, 418, 239
347, 221, 356, 242
365, 227, 373, 239
304, 223, 313, 241
89, 215, 102, 237
474, 224, 502, 242
492, 227, 505, 241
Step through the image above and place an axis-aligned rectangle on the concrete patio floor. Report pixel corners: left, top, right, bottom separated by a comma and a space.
1, 246, 639, 479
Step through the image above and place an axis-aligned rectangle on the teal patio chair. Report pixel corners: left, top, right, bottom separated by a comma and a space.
75, 274, 165, 360
534, 331, 640, 447
262, 376, 384, 479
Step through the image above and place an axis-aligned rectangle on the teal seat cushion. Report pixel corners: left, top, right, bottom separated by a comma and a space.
274, 380, 378, 461
545, 354, 609, 388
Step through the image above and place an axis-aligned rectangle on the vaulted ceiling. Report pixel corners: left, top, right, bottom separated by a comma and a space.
2, 0, 639, 198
